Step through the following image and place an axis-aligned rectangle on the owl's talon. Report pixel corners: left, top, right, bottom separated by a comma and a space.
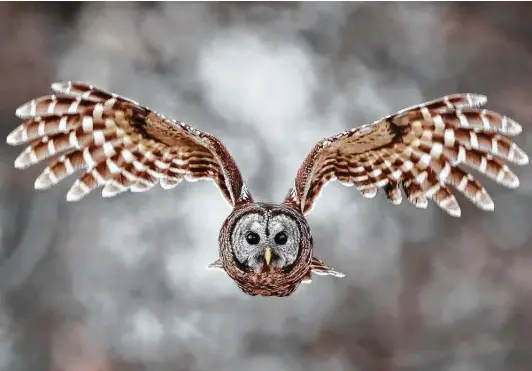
207, 259, 223, 269
310, 257, 345, 278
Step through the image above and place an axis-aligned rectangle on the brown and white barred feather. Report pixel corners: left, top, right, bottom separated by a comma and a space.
285, 93, 528, 217
7, 82, 252, 207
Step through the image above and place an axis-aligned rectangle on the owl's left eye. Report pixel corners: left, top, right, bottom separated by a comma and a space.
246, 231, 260, 245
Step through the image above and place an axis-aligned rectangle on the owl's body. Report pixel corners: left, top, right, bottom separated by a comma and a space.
7, 82, 528, 297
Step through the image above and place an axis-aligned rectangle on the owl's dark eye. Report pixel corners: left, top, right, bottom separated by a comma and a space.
246, 231, 260, 245
274, 231, 288, 245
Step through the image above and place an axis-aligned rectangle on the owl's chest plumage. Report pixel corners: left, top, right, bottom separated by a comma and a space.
234, 272, 305, 297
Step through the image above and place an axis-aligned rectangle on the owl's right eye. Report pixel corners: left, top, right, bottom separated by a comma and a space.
245, 231, 260, 245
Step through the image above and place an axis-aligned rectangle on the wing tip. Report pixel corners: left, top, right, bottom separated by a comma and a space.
102, 181, 126, 198
66, 191, 83, 202
51, 81, 71, 94
390, 197, 402, 205
66, 180, 89, 202
160, 178, 182, 190
506, 117, 523, 136
505, 175, 520, 189
447, 207, 462, 217
34, 173, 53, 190
15, 101, 34, 119
360, 187, 377, 199
515, 149, 529, 166
477, 193, 495, 212
6, 127, 22, 146
14, 150, 32, 169
482, 202, 495, 212
66, 192, 81, 202
469, 93, 488, 107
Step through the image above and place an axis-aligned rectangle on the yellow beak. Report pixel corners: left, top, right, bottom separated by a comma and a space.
264, 247, 272, 266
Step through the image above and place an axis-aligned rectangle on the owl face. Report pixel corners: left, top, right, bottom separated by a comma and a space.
219, 203, 313, 296
231, 212, 301, 272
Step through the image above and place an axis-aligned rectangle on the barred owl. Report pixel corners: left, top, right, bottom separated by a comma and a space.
7, 82, 528, 296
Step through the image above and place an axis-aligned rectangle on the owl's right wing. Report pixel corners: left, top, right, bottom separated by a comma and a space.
284, 94, 528, 217
7, 82, 252, 207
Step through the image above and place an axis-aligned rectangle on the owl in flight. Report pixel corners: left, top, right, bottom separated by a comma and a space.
7, 82, 528, 296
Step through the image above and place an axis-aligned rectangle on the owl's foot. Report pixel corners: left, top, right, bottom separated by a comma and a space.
207, 259, 223, 269
310, 257, 345, 278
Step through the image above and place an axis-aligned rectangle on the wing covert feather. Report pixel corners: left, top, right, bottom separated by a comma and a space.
285, 94, 528, 217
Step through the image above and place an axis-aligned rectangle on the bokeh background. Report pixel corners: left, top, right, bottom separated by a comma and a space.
1, 2, 532, 370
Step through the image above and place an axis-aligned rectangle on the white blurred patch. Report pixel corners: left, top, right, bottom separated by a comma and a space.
171, 311, 204, 341
441, 281, 482, 325
338, 205, 403, 283
198, 30, 317, 135
97, 216, 152, 267
121, 308, 164, 361
164, 248, 237, 299
163, 187, 238, 296
128, 308, 164, 343
338, 60, 426, 123
420, 236, 511, 329
197, 30, 323, 199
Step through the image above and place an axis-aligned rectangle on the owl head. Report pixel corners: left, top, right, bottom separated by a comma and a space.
217, 203, 314, 296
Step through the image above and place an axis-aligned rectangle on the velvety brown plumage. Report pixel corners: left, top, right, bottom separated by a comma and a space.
7, 83, 528, 297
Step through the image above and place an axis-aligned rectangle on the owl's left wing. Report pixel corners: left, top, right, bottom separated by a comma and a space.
285, 94, 528, 217
8, 82, 252, 206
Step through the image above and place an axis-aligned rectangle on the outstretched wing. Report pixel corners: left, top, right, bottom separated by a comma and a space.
7, 82, 252, 206
285, 94, 528, 217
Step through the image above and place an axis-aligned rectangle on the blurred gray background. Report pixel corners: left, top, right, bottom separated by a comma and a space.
1, 2, 532, 371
